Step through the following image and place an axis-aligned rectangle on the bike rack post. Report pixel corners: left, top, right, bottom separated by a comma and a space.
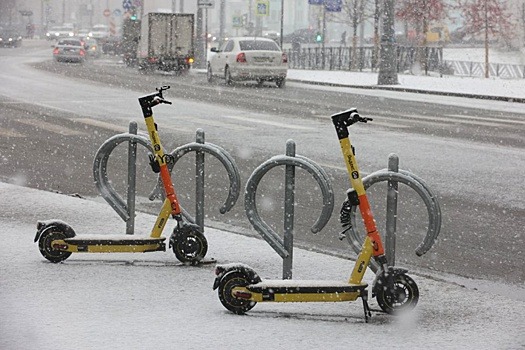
385, 153, 399, 266
126, 121, 138, 235
245, 140, 334, 279
195, 129, 205, 230
283, 140, 296, 279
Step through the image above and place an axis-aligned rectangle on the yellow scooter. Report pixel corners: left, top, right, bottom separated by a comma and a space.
213, 109, 419, 320
34, 86, 208, 264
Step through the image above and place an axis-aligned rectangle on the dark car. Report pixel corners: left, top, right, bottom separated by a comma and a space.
53, 38, 86, 63
282, 28, 317, 45
0, 30, 22, 48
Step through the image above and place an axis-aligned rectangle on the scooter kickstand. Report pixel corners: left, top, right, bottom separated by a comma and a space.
361, 290, 372, 323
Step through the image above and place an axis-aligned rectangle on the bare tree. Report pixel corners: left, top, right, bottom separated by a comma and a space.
395, 0, 448, 74
457, 0, 514, 78
330, 0, 375, 69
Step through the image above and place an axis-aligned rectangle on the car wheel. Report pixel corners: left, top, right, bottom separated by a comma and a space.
225, 66, 233, 86
207, 64, 213, 83
276, 78, 286, 88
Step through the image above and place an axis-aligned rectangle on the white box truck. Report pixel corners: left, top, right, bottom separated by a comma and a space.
137, 12, 194, 72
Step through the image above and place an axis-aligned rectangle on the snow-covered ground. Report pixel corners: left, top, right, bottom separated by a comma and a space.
443, 47, 525, 65
1, 183, 524, 350
1, 42, 524, 349
286, 69, 524, 100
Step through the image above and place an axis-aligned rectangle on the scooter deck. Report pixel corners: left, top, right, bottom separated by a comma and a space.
239, 280, 368, 303
53, 235, 167, 253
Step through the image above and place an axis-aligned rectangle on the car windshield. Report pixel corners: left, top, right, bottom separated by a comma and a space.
58, 39, 82, 46
239, 40, 279, 51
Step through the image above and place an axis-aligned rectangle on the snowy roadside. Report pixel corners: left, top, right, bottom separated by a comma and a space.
1, 182, 524, 350
286, 69, 525, 101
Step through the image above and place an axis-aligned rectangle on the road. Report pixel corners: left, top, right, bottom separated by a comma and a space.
0, 40, 523, 289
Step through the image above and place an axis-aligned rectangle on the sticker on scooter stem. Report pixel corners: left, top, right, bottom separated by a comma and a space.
352, 171, 359, 179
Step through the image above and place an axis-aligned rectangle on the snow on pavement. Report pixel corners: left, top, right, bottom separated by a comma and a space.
287, 69, 525, 100
1, 182, 524, 350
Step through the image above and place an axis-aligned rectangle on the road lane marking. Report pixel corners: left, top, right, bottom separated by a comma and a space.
0, 128, 25, 138
446, 114, 525, 126
72, 118, 130, 133
176, 115, 255, 131
400, 113, 522, 128
74, 118, 196, 134
219, 115, 317, 130
15, 119, 85, 136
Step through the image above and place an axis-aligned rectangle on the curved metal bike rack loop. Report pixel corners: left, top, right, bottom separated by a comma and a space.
148, 129, 241, 231
245, 140, 334, 279
93, 130, 153, 222
343, 163, 442, 273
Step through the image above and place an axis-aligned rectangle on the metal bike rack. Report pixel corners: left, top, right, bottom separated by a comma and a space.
341, 153, 442, 273
93, 123, 240, 235
93, 122, 152, 235
148, 128, 241, 231
245, 140, 334, 279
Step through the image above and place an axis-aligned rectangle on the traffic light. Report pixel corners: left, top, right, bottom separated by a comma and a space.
130, 14, 137, 20
315, 32, 322, 43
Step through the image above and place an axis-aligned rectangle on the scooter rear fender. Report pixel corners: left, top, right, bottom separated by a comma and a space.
213, 264, 261, 290
34, 220, 76, 243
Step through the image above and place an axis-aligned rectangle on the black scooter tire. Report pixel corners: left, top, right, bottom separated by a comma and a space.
375, 273, 419, 314
218, 271, 259, 315
171, 225, 208, 265
38, 227, 74, 263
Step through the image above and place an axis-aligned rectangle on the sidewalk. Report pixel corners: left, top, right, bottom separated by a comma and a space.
286, 69, 525, 102
1, 182, 524, 350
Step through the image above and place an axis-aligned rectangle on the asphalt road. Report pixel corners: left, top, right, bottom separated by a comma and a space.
0, 40, 523, 288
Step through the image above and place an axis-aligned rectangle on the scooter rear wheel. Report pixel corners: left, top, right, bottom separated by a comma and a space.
218, 271, 259, 315
375, 273, 419, 314
38, 227, 74, 263
171, 225, 208, 265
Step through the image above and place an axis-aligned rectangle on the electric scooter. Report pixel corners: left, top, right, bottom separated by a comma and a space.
34, 86, 208, 265
213, 108, 419, 320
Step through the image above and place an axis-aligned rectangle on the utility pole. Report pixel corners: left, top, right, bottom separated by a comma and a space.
377, 0, 398, 85
484, 0, 489, 78
280, 0, 284, 48
321, 5, 326, 69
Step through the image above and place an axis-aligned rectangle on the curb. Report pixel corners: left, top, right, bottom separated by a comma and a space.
286, 78, 525, 104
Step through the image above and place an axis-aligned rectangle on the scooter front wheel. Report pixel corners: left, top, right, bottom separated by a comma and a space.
218, 271, 259, 315
375, 273, 419, 314
171, 224, 208, 264
38, 227, 74, 263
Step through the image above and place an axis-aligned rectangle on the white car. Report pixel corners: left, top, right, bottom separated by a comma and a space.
46, 26, 75, 40
207, 37, 288, 88
90, 24, 110, 40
